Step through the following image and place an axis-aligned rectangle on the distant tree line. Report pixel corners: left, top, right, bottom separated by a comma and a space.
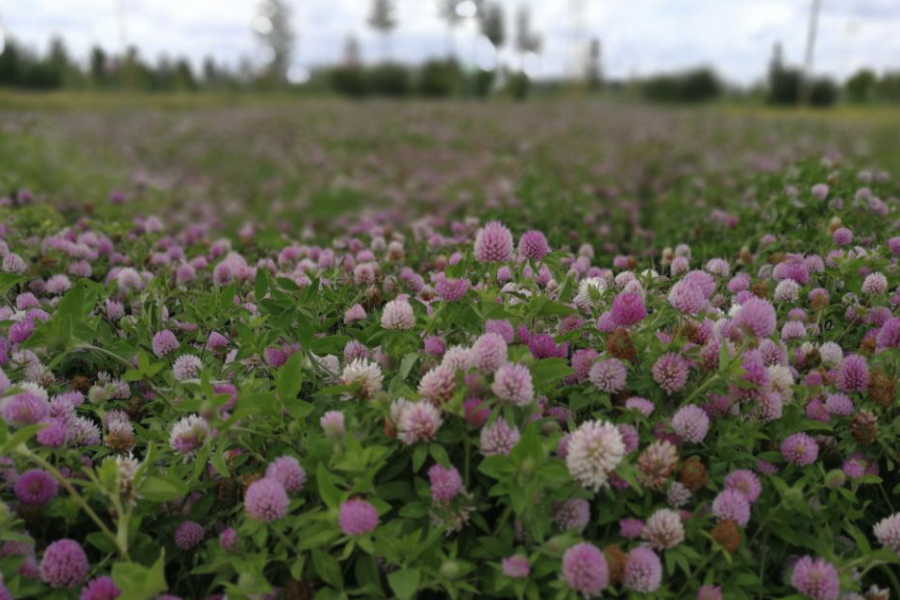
0, 36, 257, 92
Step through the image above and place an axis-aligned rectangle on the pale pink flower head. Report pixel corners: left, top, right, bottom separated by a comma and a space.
873, 513, 900, 554
491, 363, 534, 406
562, 542, 608, 598
734, 298, 776, 339
152, 330, 179, 358
320, 411, 346, 440
474, 221, 514, 263
480, 419, 520, 456
780, 433, 819, 466
472, 333, 508, 372
790, 556, 839, 600
396, 400, 443, 445
670, 404, 709, 442
501, 555, 531, 579
518, 229, 550, 261
339, 499, 379, 535
381, 299, 415, 330
723, 469, 761, 503
610, 292, 647, 327
623, 547, 662, 593
589, 358, 628, 394
265, 456, 307, 494
39, 539, 88, 588
428, 463, 463, 504
244, 478, 289, 522
653, 353, 689, 394
712, 488, 751, 526
566, 420, 625, 491
643, 509, 685, 550
344, 304, 367, 324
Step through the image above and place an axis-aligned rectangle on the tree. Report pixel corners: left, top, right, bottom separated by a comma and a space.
479, 2, 505, 68
845, 69, 876, 104
0, 38, 23, 86
369, 0, 398, 60
514, 5, 541, 72
585, 37, 601, 90
254, 0, 295, 85
89, 46, 110, 88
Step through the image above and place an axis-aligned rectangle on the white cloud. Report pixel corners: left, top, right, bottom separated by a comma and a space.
1, 0, 897, 83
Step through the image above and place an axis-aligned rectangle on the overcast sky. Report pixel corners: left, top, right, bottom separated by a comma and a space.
2, 0, 899, 84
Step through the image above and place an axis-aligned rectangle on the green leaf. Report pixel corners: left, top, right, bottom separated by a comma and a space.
388, 568, 420, 600
317, 463, 342, 510
1, 423, 45, 454
529, 358, 574, 387
255, 268, 269, 301
277, 352, 305, 401
113, 550, 168, 600
138, 475, 189, 502
312, 549, 343, 590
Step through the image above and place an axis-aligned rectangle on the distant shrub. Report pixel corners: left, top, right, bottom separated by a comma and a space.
809, 77, 838, 107
369, 63, 411, 97
504, 72, 530, 101
641, 67, 722, 103
470, 69, 495, 98
330, 66, 369, 98
417, 59, 462, 98
845, 69, 877, 104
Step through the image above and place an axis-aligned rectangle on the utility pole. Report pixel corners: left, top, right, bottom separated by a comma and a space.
799, 0, 822, 106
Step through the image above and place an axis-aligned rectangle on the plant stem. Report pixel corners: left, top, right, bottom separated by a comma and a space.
18, 448, 128, 559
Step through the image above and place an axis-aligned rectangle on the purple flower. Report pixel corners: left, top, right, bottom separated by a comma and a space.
428, 464, 463, 504
552, 499, 590, 533
561, 542, 608, 598
152, 330, 179, 358
671, 404, 709, 442
14, 469, 59, 506
480, 419, 520, 456
697, 585, 723, 600
790, 556, 840, 600
245, 478, 289, 522
265, 456, 307, 494
472, 333, 508, 372
339, 499, 379, 535
610, 292, 647, 327
735, 298, 777, 338
491, 364, 534, 406
2, 392, 50, 426
589, 358, 628, 394
712, 489, 751, 526
620, 518, 645, 538
320, 411, 346, 439
832, 227, 852, 246
668, 278, 705, 314
174, 521, 204, 550
474, 221, 514, 262
623, 547, 662, 593
527, 334, 567, 359
218, 527, 238, 551
436, 276, 469, 302
40, 539, 88, 588
80, 576, 120, 600
781, 433, 819, 466
653, 353, 689, 394
724, 469, 761, 503
874, 513, 900, 554
501, 555, 531, 579
485, 319, 515, 344
836, 354, 869, 393
518, 230, 550, 261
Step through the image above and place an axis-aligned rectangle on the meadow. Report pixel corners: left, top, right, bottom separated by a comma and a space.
0, 96, 899, 600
